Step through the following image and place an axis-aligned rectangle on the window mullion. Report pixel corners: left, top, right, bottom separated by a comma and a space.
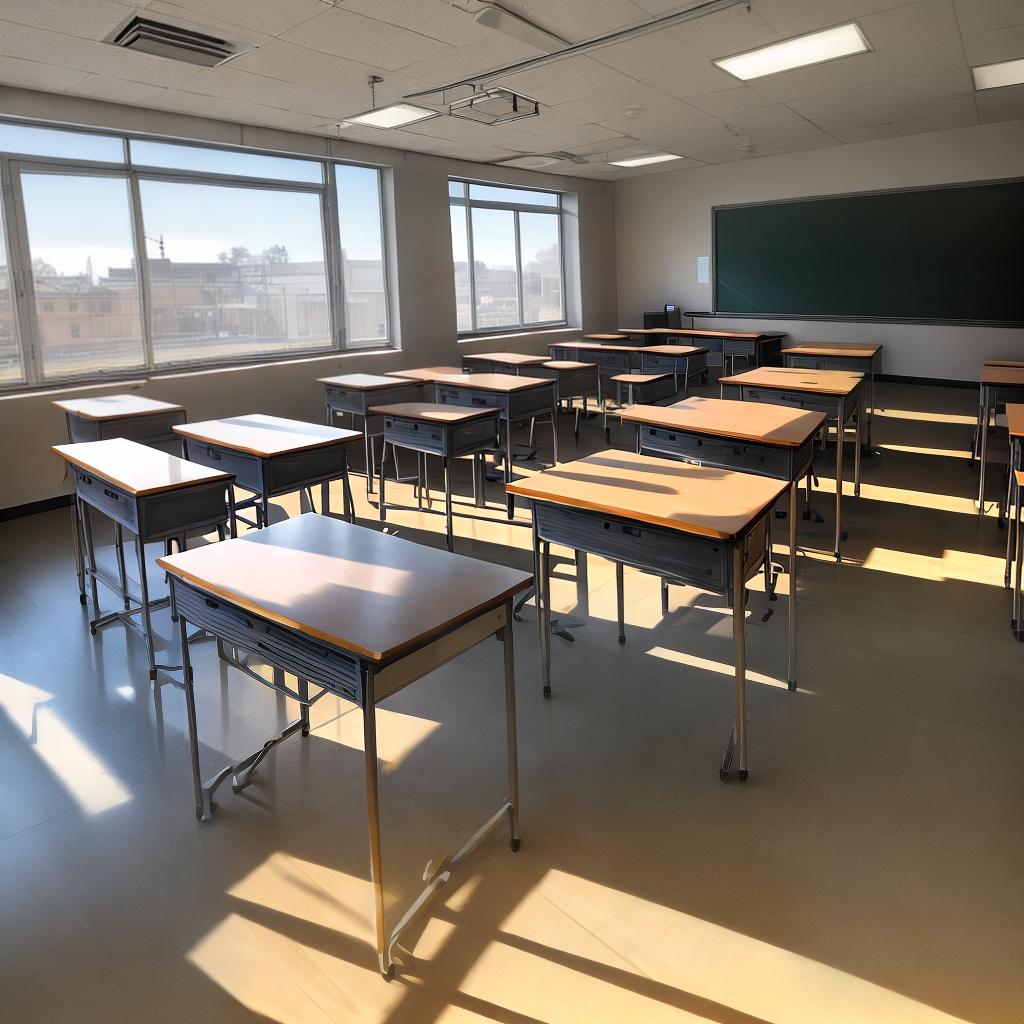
513, 209, 524, 329
128, 171, 156, 373
465, 200, 476, 334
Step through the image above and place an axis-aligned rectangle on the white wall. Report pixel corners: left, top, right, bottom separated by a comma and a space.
614, 119, 1024, 382
0, 87, 617, 509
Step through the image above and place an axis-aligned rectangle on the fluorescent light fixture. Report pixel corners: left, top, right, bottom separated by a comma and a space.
972, 56, 1024, 90
716, 23, 870, 81
473, 3, 567, 53
608, 153, 682, 167
343, 103, 439, 129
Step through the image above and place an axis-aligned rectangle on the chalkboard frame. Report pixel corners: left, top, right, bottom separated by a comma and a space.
711, 177, 1024, 328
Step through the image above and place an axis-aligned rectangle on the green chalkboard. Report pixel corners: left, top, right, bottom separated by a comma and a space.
713, 179, 1024, 325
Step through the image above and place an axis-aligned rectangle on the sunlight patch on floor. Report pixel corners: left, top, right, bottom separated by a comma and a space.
645, 646, 794, 691
861, 547, 1006, 586
878, 443, 973, 460
310, 705, 440, 771
873, 409, 976, 426
811, 475, 1000, 517
0, 673, 131, 815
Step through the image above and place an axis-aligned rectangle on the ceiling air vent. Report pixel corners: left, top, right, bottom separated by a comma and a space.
109, 17, 236, 67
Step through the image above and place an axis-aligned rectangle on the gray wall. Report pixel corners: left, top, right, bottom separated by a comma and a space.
614, 119, 1024, 381
0, 88, 617, 509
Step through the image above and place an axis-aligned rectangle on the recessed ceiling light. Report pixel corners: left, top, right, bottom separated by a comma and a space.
343, 103, 440, 129
972, 56, 1024, 90
608, 153, 682, 167
715, 23, 870, 81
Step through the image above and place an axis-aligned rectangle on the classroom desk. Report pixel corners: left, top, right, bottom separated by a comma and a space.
52, 439, 234, 679
507, 450, 786, 779
531, 360, 599, 440
320, 373, 424, 497
175, 414, 360, 531
975, 365, 1024, 515
604, 373, 675, 440
720, 367, 864, 561
55, 395, 188, 601
639, 345, 709, 393
547, 341, 644, 403
158, 513, 531, 978
580, 332, 632, 344
1014, 468, 1023, 642
385, 366, 463, 401
372, 402, 501, 550
619, 327, 786, 372
460, 352, 550, 374
1006, 406, 1024, 629
783, 342, 882, 448
621, 397, 825, 689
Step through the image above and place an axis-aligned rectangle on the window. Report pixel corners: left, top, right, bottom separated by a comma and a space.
22, 173, 146, 380
449, 179, 565, 335
140, 179, 330, 366
0, 116, 391, 389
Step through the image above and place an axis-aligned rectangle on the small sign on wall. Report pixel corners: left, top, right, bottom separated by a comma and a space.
697, 256, 709, 284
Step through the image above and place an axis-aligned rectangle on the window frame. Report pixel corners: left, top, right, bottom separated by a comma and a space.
0, 115, 392, 393
449, 177, 567, 338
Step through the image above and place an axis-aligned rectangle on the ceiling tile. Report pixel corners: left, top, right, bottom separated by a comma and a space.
962, 24, 1024, 65
778, 133, 844, 152
401, 113, 534, 148
150, 0, 326, 37
953, 0, 1024, 34
747, 120, 827, 143
504, 56, 636, 105
555, 80, 704, 133
688, 86, 773, 116
0, 0, 133, 41
974, 82, 1024, 108
0, 55, 92, 92
644, 63, 743, 101
854, 67, 973, 107
495, 0, 651, 44
281, 9, 450, 71
513, 106, 588, 136
676, 136, 786, 163
876, 92, 977, 122
892, 109, 979, 134
812, 107, 889, 131
978, 102, 1024, 124
788, 90, 878, 117
502, 123, 626, 153
755, 0, 884, 36
339, 0, 497, 47
626, 115, 735, 145
400, 35, 542, 86
723, 103, 803, 129
831, 122, 901, 142
669, 5, 782, 60
591, 31, 705, 79
859, 0, 960, 50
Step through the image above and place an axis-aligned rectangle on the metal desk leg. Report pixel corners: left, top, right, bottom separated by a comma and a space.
114, 523, 130, 610
443, 456, 454, 552
867, 357, 876, 449
834, 411, 845, 562
177, 612, 209, 822
615, 562, 625, 645
721, 544, 748, 781
972, 382, 984, 459
1015, 489, 1023, 639
378, 443, 387, 523
82, 503, 101, 617
501, 599, 521, 849
321, 479, 331, 518
534, 521, 552, 698
575, 549, 589, 619
550, 402, 559, 465
361, 688, 391, 979
505, 419, 515, 520
72, 496, 87, 605
364, 426, 375, 498
1006, 440, 1019, 587
854, 404, 862, 498
978, 386, 990, 513
788, 480, 798, 691
343, 467, 355, 523
135, 535, 158, 681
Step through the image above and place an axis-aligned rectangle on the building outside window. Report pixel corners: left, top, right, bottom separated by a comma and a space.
449, 179, 565, 336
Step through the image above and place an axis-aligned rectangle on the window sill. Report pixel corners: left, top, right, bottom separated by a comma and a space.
457, 326, 576, 344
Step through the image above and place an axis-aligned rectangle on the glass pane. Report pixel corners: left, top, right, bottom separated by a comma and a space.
470, 207, 519, 330
0, 123, 123, 163
469, 183, 558, 208
450, 205, 472, 333
139, 180, 331, 366
519, 212, 563, 324
448, 180, 466, 199
0, 203, 21, 384
336, 164, 388, 344
22, 173, 145, 379
131, 140, 322, 184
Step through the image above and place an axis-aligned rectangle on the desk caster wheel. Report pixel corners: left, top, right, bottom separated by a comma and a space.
90, 626, 97, 635
719, 768, 730, 781
301, 727, 310, 737
543, 685, 552, 698
618, 635, 626, 645
738, 770, 748, 782
381, 964, 395, 982
510, 837, 521, 852
834, 552, 841, 563
79, 593, 87, 605
195, 807, 206, 822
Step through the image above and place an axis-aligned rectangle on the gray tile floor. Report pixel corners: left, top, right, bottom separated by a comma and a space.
1, 382, 1021, 1023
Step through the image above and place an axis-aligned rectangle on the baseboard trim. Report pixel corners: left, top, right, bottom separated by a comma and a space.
0, 493, 73, 523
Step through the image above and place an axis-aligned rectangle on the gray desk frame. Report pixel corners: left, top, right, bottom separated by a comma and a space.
639, 348, 709, 394
634, 330, 785, 374
548, 343, 640, 406
531, 362, 599, 441
976, 379, 1024, 516
783, 349, 880, 448
170, 574, 520, 979
182, 435, 355, 532
526, 495, 771, 780
323, 378, 424, 497
71, 464, 234, 680
634, 421, 815, 689
721, 378, 863, 561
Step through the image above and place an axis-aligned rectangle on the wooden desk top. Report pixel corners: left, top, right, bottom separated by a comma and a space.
642, 344, 709, 357
620, 327, 769, 340
53, 394, 184, 420
782, 342, 882, 359
1006, 404, 1024, 438
174, 414, 361, 457
319, 373, 421, 390
721, 366, 863, 396
980, 365, 1024, 387
53, 438, 231, 497
433, 372, 553, 393
610, 372, 671, 384
621, 396, 825, 448
582, 333, 630, 341
385, 366, 463, 383
983, 360, 1024, 368
506, 449, 786, 541
549, 341, 642, 354
542, 360, 597, 371
158, 514, 531, 662
369, 402, 500, 424
462, 352, 549, 367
